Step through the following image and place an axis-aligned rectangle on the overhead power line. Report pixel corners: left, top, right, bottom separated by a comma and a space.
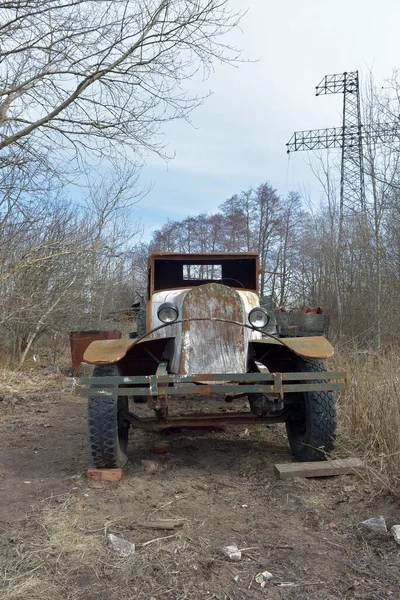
287, 71, 400, 218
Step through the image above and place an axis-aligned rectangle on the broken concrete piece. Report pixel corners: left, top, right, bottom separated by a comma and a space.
141, 460, 158, 473
107, 533, 135, 557
360, 516, 387, 534
222, 544, 241, 561
391, 525, 400, 545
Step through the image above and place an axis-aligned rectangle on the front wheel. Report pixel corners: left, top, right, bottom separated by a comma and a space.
285, 358, 336, 462
88, 363, 129, 468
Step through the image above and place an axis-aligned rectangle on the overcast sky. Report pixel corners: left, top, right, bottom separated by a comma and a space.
135, 0, 399, 239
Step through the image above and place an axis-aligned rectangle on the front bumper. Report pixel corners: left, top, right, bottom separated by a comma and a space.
73, 366, 347, 400
73, 365, 346, 430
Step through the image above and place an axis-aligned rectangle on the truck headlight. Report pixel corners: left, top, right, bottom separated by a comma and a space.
248, 307, 270, 330
157, 302, 179, 324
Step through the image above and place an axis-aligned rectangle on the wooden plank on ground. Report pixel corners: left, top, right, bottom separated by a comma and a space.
274, 457, 365, 480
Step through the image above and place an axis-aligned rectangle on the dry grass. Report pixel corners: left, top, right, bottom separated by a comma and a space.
1, 497, 108, 600
0, 367, 64, 400
334, 348, 400, 495
0, 496, 221, 600
1, 354, 400, 599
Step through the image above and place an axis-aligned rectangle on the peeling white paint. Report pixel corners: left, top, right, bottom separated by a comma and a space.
149, 285, 264, 374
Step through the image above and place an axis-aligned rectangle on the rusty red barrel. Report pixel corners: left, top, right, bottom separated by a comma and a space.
69, 330, 121, 375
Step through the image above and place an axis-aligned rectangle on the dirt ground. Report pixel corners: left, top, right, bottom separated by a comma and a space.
0, 369, 399, 600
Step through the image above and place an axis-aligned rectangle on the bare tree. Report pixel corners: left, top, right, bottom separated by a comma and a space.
0, 166, 143, 363
0, 0, 242, 169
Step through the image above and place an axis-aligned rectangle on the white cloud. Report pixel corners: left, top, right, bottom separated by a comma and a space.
140, 0, 400, 234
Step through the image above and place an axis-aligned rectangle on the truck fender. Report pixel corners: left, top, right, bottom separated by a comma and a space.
83, 337, 174, 365
250, 336, 334, 360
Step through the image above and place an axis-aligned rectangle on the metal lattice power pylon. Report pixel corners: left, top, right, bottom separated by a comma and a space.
287, 71, 365, 218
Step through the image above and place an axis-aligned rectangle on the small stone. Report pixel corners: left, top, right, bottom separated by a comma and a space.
344, 485, 357, 493
360, 516, 387, 534
222, 544, 242, 561
151, 441, 172, 454
107, 533, 135, 557
141, 460, 158, 473
328, 522, 337, 529
233, 574, 240, 583
391, 525, 400, 545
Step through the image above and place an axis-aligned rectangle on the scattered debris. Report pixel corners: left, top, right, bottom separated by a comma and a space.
151, 441, 172, 454
222, 544, 242, 561
135, 520, 184, 531
275, 457, 365, 479
233, 574, 240, 583
360, 516, 387, 534
107, 533, 135, 557
142, 534, 176, 547
255, 570, 273, 588
391, 525, 400, 545
141, 459, 158, 473
241, 504, 248, 508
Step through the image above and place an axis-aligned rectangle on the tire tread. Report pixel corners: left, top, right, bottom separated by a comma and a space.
286, 358, 336, 462
88, 364, 128, 468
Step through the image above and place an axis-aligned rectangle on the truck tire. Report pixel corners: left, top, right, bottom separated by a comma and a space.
88, 363, 129, 468
285, 358, 336, 462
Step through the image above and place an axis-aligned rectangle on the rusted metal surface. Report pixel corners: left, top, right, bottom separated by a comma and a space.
83, 337, 174, 366
149, 252, 260, 260
83, 339, 136, 364
74, 366, 345, 431
73, 250, 346, 460
251, 336, 335, 359
147, 362, 168, 418
69, 330, 121, 375
148, 252, 260, 295
149, 288, 260, 373
81, 322, 334, 367
180, 284, 246, 374
74, 370, 347, 399
122, 411, 287, 431
274, 311, 330, 337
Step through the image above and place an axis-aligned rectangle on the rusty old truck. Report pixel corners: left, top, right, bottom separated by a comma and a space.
72, 252, 346, 468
